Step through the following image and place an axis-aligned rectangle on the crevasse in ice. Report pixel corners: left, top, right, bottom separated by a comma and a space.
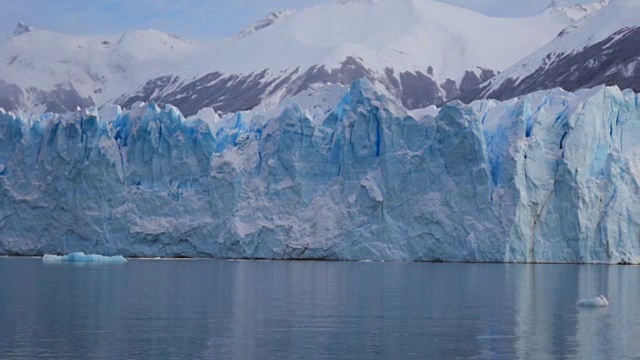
1, 80, 639, 263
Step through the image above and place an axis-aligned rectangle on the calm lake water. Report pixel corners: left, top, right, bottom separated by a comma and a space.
1, 258, 639, 359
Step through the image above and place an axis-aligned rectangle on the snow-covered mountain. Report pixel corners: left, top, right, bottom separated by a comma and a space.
462, 0, 640, 102
0, 25, 198, 115
544, 0, 609, 21
0, 0, 602, 116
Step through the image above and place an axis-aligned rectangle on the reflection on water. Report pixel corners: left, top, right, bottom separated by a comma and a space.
0, 258, 639, 359
513, 265, 640, 360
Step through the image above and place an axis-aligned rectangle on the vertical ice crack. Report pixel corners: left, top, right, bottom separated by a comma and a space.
530, 160, 561, 262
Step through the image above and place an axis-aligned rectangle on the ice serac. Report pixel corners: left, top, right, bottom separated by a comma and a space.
1, 81, 640, 263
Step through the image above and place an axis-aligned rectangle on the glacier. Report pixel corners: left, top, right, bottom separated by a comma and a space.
42, 252, 128, 264
1, 80, 640, 264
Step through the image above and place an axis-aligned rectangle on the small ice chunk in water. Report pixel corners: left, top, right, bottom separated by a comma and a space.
576, 295, 609, 307
42, 252, 127, 264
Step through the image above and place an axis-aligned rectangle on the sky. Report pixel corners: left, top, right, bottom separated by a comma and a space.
0, 0, 596, 40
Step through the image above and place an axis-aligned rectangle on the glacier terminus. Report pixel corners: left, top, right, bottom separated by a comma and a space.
1, 80, 640, 264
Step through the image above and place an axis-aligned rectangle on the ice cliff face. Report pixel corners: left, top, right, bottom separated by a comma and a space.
1, 81, 640, 264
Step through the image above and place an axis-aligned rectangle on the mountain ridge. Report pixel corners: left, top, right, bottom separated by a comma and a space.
461, 0, 640, 103
0, 0, 607, 116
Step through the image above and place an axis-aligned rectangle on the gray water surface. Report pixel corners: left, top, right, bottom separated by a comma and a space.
1, 258, 639, 359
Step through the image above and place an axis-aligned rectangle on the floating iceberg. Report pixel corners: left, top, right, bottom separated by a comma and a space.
576, 295, 609, 307
1, 81, 640, 263
42, 252, 128, 264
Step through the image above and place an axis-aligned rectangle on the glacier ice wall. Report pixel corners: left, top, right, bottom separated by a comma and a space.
1, 81, 640, 263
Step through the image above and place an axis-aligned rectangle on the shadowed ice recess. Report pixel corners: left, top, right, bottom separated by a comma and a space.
1, 80, 640, 263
